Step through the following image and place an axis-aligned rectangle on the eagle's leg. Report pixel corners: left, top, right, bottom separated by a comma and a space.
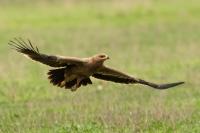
71, 77, 84, 92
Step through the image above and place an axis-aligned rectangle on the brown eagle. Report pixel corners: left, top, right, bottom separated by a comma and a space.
9, 38, 184, 91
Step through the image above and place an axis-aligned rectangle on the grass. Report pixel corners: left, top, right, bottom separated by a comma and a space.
0, 0, 200, 132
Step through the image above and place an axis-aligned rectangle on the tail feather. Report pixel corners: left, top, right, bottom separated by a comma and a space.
47, 68, 65, 87
47, 68, 93, 89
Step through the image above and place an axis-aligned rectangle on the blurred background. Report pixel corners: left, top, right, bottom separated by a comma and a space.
0, 0, 199, 132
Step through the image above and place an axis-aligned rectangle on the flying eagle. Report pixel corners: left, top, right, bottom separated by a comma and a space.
9, 38, 184, 91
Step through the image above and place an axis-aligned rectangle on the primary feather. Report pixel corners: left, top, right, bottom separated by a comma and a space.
9, 38, 84, 67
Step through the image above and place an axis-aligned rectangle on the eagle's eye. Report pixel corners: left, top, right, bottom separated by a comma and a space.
99, 55, 106, 58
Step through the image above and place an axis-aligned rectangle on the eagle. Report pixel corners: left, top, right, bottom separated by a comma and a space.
9, 38, 184, 91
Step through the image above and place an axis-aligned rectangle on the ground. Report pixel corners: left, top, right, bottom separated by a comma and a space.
0, 0, 200, 133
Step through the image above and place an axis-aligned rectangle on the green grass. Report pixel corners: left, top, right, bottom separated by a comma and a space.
0, 0, 200, 132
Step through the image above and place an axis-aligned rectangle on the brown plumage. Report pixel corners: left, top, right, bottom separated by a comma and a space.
9, 38, 184, 91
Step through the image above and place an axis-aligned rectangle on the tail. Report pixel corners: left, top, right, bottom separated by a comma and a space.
137, 79, 185, 89
47, 68, 93, 89
47, 68, 65, 87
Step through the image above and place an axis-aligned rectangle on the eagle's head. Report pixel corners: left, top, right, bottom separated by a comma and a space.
92, 53, 109, 63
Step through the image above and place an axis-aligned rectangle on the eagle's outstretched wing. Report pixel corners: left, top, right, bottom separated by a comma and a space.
9, 38, 85, 67
93, 66, 184, 89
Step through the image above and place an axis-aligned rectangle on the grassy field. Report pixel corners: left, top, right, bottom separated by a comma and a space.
0, 0, 200, 132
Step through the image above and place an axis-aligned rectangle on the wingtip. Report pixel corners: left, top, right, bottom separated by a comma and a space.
178, 81, 185, 84
157, 81, 185, 89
